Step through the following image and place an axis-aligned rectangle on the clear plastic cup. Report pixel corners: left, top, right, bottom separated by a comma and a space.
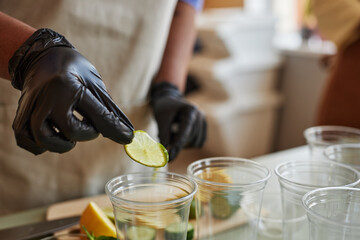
324, 143, 360, 171
187, 157, 271, 240
275, 160, 360, 240
105, 171, 197, 240
257, 191, 283, 239
302, 187, 360, 240
303, 126, 360, 160
243, 190, 283, 239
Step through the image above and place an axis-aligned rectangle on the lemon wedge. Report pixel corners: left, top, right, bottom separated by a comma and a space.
197, 168, 233, 202
199, 168, 233, 183
124, 130, 169, 167
80, 201, 117, 238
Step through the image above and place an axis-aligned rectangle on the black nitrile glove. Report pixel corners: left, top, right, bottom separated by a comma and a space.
150, 82, 207, 161
8, 28, 134, 155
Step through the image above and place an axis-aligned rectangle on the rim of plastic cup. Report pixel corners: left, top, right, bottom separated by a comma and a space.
324, 143, 360, 157
324, 143, 360, 168
303, 125, 360, 146
302, 187, 360, 229
275, 160, 360, 189
187, 157, 271, 188
105, 171, 197, 206
325, 142, 360, 152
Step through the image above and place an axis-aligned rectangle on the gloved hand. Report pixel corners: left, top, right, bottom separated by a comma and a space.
150, 82, 207, 161
8, 28, 134, 155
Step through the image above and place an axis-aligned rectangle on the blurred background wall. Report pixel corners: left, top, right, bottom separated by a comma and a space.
169, 0, 335, 173
203, 0, 244, 9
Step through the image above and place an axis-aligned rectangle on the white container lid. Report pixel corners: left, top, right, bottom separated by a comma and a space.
190, 54, 282, 77
197, 8, 276, 32
188, 91, 283, 118
213, 55, 282, 76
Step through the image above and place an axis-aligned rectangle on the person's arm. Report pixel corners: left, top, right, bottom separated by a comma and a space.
150, 1, 207, 161
152, 1, 197, 92
0, 12, 35, 80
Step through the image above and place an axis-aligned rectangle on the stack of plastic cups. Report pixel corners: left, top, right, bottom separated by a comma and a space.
275, 160, 360, 240
303, 126, 360, 161
302, 187, 360, 240
187, 157, 271, 240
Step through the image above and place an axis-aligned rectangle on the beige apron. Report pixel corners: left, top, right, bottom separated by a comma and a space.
0, 0, 177, 215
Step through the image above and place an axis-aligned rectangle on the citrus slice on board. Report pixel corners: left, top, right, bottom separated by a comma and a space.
198, 168, 233, 183
102, 207, 115, 223
124, 130, 169, 167
197, 168, 233, 202
126, 226, 156, 240
80, 201, 117, 238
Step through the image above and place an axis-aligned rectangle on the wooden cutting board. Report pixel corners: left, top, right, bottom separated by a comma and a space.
47, 194, 111, 220
46, 194, 248, 238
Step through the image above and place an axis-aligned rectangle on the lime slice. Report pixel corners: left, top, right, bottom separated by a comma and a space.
189, 199, 203, 219
165, 222, 194, 240
210, 193, 241, 219
126, 226, 156, 240
124, 130, 169, 167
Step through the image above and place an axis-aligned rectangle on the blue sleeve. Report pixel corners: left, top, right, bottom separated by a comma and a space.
179, 0, 204, 11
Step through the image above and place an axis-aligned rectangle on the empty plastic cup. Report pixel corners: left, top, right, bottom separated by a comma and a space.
257, 191, 283, 239
275, 160, 360, 240
303, 126, 360, 160
324, 143, 360, 171
243, 190, 283, 239
105, 171, 197, 240
302, 187, 360, 240
187, 157, 271, 240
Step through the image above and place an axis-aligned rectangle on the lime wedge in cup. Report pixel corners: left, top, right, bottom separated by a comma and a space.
124, 130, 169, 167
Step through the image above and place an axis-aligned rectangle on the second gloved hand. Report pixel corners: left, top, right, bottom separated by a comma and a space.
150, 82, 207, 161
9, 28, 134, 155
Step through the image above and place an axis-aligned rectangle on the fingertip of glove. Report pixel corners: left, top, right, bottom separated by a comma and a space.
123, 129, 134, 144
168, 146, 180, 163
117, 124, 134, 143
16, 136, 47, 155
48, 141, 76, 154
28, 147, 47, 155
106, 127, 134, 145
